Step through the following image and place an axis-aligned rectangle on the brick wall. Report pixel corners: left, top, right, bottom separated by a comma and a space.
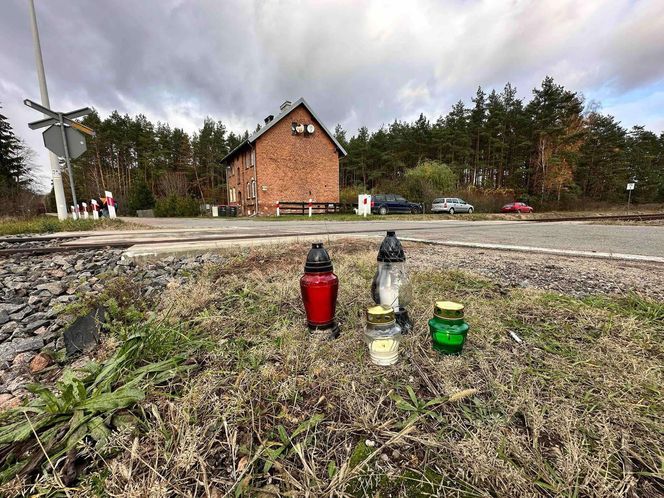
255, 105, 340, 215
226, 148, 258, 216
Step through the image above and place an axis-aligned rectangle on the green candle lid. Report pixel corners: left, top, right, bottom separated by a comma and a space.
434, 301, 464, 319
367, 305, 395, 325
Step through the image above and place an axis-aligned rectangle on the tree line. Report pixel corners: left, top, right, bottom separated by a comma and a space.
63, 111, 246, 213
335, 76, 664, 208
4, 75, 664, 217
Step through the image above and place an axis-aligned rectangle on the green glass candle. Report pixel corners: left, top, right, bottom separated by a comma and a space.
428, 301, 469, 354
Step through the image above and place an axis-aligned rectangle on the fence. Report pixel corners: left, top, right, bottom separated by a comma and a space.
276, 201, 364, 215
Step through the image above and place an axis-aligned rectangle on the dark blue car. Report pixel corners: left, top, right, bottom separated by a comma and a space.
371, 194, 423, 215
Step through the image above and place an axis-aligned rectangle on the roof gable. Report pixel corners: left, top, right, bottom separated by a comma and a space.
221, 98, 347, 163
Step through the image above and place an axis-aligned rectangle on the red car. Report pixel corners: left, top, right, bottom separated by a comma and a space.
501, 202, 533, 213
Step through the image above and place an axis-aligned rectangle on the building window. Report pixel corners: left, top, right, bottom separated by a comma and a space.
251, 179, 256, 198
229, 188, 236, 203
246, 182, 250, 199
251, 149, 256, 167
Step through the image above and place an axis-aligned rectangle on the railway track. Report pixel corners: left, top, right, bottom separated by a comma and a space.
530, 213, 664, 223
1, 213, 661, 257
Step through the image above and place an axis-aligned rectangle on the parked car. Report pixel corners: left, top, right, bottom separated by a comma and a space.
501, 202, 534, 213
371, 194, 423, 215
431, 197, 474, 214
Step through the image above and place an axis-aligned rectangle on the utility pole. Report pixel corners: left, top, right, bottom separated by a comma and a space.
28, 0, 68, 220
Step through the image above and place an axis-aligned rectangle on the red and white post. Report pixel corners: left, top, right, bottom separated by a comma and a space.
70, 205, 77, 220
91, 199, 99, 220
81, 202, 89, 219
308, 198, 313, 218
105, 190, 117, 219
276, 201, 280, 217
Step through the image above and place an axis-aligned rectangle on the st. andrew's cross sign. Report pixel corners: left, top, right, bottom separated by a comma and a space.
24, 99, 96, 211
24, 99, 95, 159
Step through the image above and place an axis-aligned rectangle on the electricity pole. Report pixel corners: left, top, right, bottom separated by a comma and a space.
28, 0, 68, 219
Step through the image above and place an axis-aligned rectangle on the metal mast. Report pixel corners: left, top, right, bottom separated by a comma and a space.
28, 0, 68, 219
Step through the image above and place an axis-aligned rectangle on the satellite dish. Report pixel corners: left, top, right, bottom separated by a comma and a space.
306, 124, 315, 134
296, 123, 305, 134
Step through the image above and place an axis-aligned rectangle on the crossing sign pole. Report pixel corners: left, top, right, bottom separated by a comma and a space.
24, 99, 95, 218
58, 111, 77, 210
626, 181, 636, 215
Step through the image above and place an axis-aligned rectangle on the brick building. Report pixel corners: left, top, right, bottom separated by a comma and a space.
222, 98, 347, 215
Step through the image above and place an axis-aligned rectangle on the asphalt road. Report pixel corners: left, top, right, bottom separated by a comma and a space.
92, 217, 664, 259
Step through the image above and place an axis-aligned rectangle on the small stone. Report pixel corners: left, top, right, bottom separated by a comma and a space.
5, 375, 30, 393
30, 352, 54, 373
0, 310, 9, 325
25, 320, 49, 333
0, 336, 45, 364
27, 295, 43, 306
0, 303, 26, 314
0, 321, 18, 335
9, 307, 31, 321
365, 439, 376, 447
12, 351, 35, 368
37, 282, 65, 296
33, 325, 49, 335
0, 393, 20, 410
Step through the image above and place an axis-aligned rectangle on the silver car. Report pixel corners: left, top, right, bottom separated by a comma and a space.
431, 197, 474, 214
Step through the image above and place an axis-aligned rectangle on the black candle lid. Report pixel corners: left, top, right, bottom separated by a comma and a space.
377, 230, 405, 262
304, 242, 333, 273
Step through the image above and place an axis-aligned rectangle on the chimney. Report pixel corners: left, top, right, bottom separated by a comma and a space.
280, 100, 292, 112
264, 114, 274, 125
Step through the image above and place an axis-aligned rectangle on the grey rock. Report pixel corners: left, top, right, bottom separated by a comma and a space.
55, 295, 76, 303
63, 307, 106, 357
27, 295, 43, 306
0, 336, 45, 364
36, 282, 64, 296
0, 310, 8, 325
9, 307, 31, 321
0, 303, 25, 314
25, 320, 49, 333
0, 320, 18, 335
6, 375, 30, 393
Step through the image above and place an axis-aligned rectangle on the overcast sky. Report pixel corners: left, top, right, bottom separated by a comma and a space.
1, 0, 663, 191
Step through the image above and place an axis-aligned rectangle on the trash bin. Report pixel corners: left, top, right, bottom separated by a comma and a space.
219, 205, 227, 217
228, 206, 238, 217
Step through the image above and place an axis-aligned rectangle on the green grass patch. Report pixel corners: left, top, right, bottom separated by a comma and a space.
0, 216, 131, 235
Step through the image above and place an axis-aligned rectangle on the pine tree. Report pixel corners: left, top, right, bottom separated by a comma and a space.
0, 106, 28, 190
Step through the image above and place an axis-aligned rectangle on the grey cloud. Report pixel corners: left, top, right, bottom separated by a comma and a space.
1, 0, 663, 185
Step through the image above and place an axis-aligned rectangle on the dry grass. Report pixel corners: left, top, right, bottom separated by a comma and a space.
13, 240, 664, 496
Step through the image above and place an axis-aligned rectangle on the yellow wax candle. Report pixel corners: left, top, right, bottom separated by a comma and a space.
371, 339, 395, 352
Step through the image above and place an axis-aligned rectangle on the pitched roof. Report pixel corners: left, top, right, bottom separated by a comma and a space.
221, 97, 347, 163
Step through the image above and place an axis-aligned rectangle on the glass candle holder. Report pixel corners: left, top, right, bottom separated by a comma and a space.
371, 231, 413, 332
428, 301, 469, 355
364, 305, 402, 366
300, 243, 339, 332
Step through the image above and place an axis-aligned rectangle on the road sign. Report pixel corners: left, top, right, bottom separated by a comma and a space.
626, 182, 635, 191
25, 100, 95, 136
43, 125, 87, 159
25, 99, 96, 215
